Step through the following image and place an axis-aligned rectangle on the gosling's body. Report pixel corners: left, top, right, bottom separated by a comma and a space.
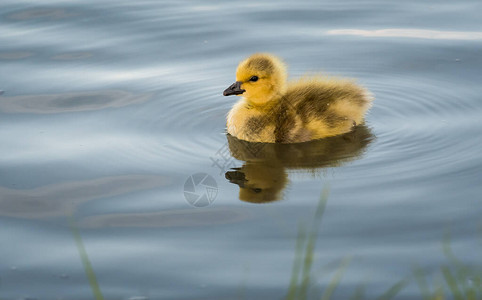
224, 53, 373, 143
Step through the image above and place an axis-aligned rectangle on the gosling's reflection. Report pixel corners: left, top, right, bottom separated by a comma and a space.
225, 125, 374, 203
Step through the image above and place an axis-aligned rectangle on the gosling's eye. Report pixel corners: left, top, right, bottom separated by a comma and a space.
249, 76, 259, 82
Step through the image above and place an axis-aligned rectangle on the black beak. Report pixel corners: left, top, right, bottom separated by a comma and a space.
223, 81, 245, 96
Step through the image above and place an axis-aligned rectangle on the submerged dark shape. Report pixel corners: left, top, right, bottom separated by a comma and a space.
225, 125, 374, 203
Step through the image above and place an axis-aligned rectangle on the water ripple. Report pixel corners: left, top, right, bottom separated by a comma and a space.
350, 74, 482, 185
0, 90, 152, 113
327, 28, 482, 40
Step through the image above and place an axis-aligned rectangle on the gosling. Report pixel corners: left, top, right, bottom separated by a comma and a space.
223, 53, 373, 143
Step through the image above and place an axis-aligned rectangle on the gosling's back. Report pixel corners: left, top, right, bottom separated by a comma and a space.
284, 78, 372, 141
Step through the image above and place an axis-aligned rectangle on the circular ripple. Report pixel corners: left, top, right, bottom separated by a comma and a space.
348, 74, 482, 185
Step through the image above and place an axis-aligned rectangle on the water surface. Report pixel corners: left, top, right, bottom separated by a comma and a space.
1, 0, 481, 299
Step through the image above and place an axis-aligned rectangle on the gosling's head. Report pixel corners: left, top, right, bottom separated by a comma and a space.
223, 53, 287, 106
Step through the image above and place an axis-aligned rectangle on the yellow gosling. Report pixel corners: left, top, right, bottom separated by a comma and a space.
223, 53, 373, 143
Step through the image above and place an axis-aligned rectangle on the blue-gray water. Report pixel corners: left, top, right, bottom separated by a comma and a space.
1, 0, 481, 299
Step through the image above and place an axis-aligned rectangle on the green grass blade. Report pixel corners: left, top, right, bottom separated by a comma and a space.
69, 217, 104, 300
442, 232, 462, 266
286, 224, 307, 300
320, 256, 352, 300
466, 288, 476, 300
464, 275, 478, 300
412, 265, 431, 300
298, 229, 316, 300
441, 266, 463, 300
473, 275, 482, 296
433, 274, 445, 300
375, 278, 409, 300
298, 187, 330, 300
442, 232, 471, 290
349, 284, 366, 300
312, 186, 330, 233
